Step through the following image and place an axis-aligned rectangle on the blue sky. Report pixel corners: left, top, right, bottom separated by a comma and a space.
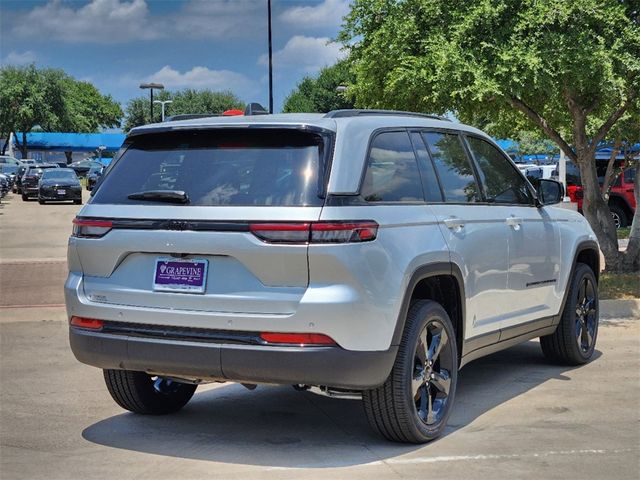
0, 0, 349, 127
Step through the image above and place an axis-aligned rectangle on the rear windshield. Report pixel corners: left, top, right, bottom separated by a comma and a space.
43, 169, 77, 180
92, 129, 328, 207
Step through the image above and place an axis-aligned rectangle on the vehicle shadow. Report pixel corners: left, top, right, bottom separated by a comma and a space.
82, 340, 600, 468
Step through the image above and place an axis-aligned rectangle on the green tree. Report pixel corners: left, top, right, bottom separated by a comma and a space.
123, 89, 244, 131
283, 59, 356, 113
0, 65, 64, 157
340, 0, 640, 272
0, 65, 122, 160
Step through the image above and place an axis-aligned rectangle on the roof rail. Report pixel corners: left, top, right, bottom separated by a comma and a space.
324, 109, 451, 121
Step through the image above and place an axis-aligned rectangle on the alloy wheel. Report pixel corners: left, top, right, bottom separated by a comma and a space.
412, 320, 454, 425
575, 277, 597, 353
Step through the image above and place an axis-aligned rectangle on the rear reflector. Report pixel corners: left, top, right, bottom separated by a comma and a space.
72, 218, 113, 238
70, 316, 104, 330
250, 221, 378, 244
260, 332, 337, 346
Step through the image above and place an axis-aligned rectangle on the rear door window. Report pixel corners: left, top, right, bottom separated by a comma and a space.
91, 129, 328, 207
360, 131, 425, 202
422, 131, 480, 203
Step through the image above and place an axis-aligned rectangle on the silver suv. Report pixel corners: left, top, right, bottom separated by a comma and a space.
66, 110, 600, 443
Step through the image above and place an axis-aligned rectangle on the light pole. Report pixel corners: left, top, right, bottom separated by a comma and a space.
153, 100, 173, 121
267, 0, 273, 113
139, 82, 164, 123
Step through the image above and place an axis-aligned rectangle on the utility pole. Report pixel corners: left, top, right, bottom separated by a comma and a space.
268, 0, 274, 113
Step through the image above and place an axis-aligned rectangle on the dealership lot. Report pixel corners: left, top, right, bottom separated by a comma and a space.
0, 192, 638, 480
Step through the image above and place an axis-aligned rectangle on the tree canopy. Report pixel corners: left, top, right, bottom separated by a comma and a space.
0, 65, 122, 157
123, 89, 244, 131
283, 59, 356, 113
340, 0, 640, 271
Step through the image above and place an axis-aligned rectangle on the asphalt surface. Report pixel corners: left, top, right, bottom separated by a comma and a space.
1, 190, 639, 480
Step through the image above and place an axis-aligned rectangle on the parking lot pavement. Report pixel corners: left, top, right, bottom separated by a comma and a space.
1, 191, 639, 480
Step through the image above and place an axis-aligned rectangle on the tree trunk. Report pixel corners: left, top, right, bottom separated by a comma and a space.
65, 151, 73, 165
600, 138, 621, 197
576, 154, 624, 272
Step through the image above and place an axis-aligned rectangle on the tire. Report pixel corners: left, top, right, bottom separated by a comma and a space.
21, 193, 28, 201
103, 369, 197, 415
363, 300, 458, 443
73, 199, 82, 205
38, 199, 45, 205
540, 263, 599, 365
608, 203, 627, 229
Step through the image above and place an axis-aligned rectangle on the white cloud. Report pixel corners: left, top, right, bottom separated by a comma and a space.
259, 35, 345, 73
3, 50, 37, 65
8, 0, 264, 44
145, 65, 254, 91
279, 0, 350, 30
12, 0, 157, 44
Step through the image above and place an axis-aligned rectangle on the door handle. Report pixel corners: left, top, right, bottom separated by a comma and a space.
506, 217, 523, 230
444, 217, 465, 231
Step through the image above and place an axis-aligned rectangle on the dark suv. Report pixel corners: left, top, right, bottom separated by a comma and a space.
21, 164, 59, 201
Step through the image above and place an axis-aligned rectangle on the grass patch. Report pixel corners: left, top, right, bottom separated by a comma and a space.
617, 227, 630, 239
600, 273, 640, 299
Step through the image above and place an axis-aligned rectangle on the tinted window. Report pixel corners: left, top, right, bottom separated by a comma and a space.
467, 136, 533, 204
42, 169, 77, 180
409, 132, 443, 202
624, 167, 636, 184
422, 132, 480, 203
92, 129, 326, 207
360, 131, 424, 202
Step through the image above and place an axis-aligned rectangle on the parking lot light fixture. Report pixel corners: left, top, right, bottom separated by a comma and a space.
139, 83, 165, 122
153, 100, 173, 122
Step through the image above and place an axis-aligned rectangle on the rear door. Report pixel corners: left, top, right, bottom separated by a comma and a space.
75, 127, 330, 315
418, 130, 510, 340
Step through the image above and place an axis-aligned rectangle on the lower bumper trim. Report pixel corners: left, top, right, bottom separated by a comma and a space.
69, 327, 397, 390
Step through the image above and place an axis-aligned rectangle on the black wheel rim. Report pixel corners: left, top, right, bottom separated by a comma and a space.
575, 276, 597, 353
412, 320, 454, 425
611, 212, 621, 229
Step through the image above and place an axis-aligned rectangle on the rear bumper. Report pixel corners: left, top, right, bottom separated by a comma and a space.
69, 326, 397, 389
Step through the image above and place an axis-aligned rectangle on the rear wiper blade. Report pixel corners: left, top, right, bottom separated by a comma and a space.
127, 190, 190, 204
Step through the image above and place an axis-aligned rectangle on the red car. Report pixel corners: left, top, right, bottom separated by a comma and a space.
563, 160, 636, 228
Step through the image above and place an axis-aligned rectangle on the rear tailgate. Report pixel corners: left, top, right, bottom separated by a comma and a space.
72, 127, 330, 315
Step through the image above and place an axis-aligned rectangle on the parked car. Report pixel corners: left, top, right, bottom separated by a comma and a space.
0, 164, 19, 188
20, 164, 59, 201
69, 159, 102, 177
38, 168, 82, 205
559, 160, 636, 228
67, 110, 600, 443
13, 165, 28, 194
85, 164, 104, 191
0, 174, 8, 198
524, 164, 556, 182
0, 155, 21, 166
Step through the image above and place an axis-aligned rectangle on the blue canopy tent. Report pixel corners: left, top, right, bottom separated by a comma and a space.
14, 132, 126, 165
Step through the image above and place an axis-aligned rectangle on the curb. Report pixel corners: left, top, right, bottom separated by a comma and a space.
600, 299, 640, 319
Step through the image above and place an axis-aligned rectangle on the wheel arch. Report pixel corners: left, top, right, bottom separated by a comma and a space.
391, 263, 465, 365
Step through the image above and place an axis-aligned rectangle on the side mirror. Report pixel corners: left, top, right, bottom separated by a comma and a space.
535, 179, 564, 206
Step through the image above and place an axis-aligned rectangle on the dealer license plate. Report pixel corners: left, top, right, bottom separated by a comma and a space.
153, 258, 208, 294
57, 189, 65, 195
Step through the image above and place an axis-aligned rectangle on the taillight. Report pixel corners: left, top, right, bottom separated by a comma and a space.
249, 221, 378, 244
72, 218, 113, 238
311, 221, 378, 243
249, 223, 311, 243
70, 316, 104, 330
260, 332, 337, 346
